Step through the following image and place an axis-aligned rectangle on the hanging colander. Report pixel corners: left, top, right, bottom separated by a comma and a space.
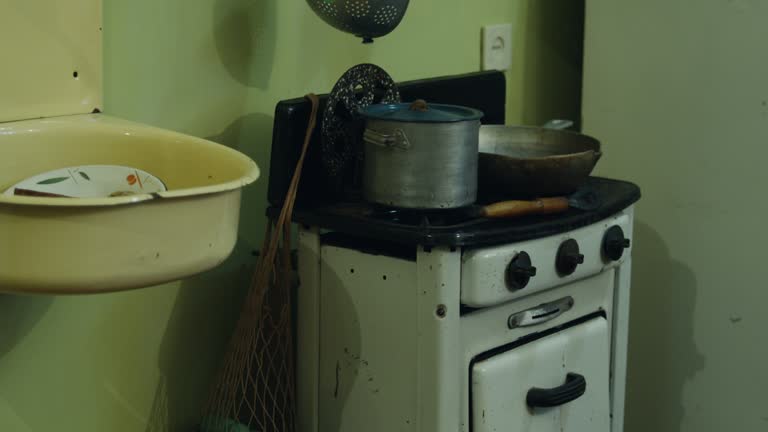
306, 0, 410, 43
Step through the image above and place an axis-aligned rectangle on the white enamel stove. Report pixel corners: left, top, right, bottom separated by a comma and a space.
295, 205, 634, 432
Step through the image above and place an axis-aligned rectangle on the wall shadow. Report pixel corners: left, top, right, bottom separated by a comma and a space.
143, 111, 276, 431
213, 0, 277, 89
521, 0, 585, 126
207, 112, 275, 245
145, 238, 255, 432
624, 221, 706, 432
0, 294, 53, 359
206, 112, 274, 157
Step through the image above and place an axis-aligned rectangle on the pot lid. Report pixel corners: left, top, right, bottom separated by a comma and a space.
360, 100, 484, 123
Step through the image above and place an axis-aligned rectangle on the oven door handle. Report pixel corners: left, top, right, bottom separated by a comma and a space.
526, 373, 587, 408
507, 296, 574, 329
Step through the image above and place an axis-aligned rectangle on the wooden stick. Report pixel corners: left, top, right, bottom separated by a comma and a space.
482, 197, 570, 218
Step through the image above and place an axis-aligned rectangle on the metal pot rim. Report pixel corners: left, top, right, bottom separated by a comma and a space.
360, 103, 484, 123
479, 149, 602, 162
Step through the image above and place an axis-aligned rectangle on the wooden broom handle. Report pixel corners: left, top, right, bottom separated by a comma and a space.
482, 197, 570, 218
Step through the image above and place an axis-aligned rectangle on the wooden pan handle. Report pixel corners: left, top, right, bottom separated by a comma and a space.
482, 197, 570, 218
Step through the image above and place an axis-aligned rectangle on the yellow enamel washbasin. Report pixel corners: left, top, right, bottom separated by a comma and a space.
0, 114, 259, 294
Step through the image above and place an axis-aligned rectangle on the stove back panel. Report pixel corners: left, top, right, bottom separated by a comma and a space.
268, 71, 506, 208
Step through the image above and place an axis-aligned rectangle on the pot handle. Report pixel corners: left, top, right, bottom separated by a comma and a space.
363, 128, 411, 150
542, 119, 574, 130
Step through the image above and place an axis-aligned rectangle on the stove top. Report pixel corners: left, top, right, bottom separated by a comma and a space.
268, 71, 640, 247
270, 177, 640, 247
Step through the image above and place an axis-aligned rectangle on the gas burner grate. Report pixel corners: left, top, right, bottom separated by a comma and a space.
367, 206, 479, 228
273, 178, 641, 247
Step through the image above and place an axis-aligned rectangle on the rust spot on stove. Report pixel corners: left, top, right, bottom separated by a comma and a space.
436, 304, 447, 318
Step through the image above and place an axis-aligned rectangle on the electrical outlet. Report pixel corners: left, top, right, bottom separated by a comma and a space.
482, 24, 513, 71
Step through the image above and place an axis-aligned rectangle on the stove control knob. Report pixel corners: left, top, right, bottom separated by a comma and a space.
556, 239, 584, 276
506, 251, 537, 291
603, 225, 631, 261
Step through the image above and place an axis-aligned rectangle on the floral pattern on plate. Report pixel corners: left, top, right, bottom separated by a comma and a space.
4, 165, 167, 198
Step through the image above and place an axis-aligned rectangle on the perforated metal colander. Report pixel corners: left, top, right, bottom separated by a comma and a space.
306, 0, 410, 43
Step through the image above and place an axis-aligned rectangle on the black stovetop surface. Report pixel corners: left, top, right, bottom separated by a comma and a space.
270, 177, 640, 248
267, 71, 640, 248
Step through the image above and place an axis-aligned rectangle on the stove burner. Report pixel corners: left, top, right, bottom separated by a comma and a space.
367, 206, 479, 227
274, 178, 640, 247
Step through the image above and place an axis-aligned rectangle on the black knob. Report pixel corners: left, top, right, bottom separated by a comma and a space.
556, 239, 584, 276
507, 251, 537, 291
603, 226, 631, 261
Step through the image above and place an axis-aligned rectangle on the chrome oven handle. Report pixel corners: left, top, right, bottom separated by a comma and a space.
507, 296, 574, 329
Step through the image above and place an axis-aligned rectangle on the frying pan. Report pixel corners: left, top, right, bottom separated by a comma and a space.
478, 125, 602, 198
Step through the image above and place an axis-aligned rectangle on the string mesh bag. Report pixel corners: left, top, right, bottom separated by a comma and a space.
200, 94, 320, 432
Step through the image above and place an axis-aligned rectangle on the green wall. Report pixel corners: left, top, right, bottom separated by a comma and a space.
0, 1, 583, 430
583, 1, 768, 431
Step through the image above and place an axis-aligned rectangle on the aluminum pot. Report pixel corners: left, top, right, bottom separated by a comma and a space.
360, 100, 484, 209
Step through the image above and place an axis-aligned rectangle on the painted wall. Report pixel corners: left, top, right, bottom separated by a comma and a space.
583, 1, 768, 431
0, 1, 583, 430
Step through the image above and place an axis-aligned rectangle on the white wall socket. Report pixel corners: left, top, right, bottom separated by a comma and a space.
482, 23, 513, 71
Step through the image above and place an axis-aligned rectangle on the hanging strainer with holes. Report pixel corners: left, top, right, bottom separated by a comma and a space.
306, 0, 410, 43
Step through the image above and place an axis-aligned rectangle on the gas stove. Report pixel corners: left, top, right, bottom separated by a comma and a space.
269, 71, 640, 432
279, 176, 638, 248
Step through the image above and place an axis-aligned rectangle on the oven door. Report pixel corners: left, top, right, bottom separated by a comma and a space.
471, 316, 610, 432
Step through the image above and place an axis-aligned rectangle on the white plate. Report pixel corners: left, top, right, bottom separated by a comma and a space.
3, 165, 167, 198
